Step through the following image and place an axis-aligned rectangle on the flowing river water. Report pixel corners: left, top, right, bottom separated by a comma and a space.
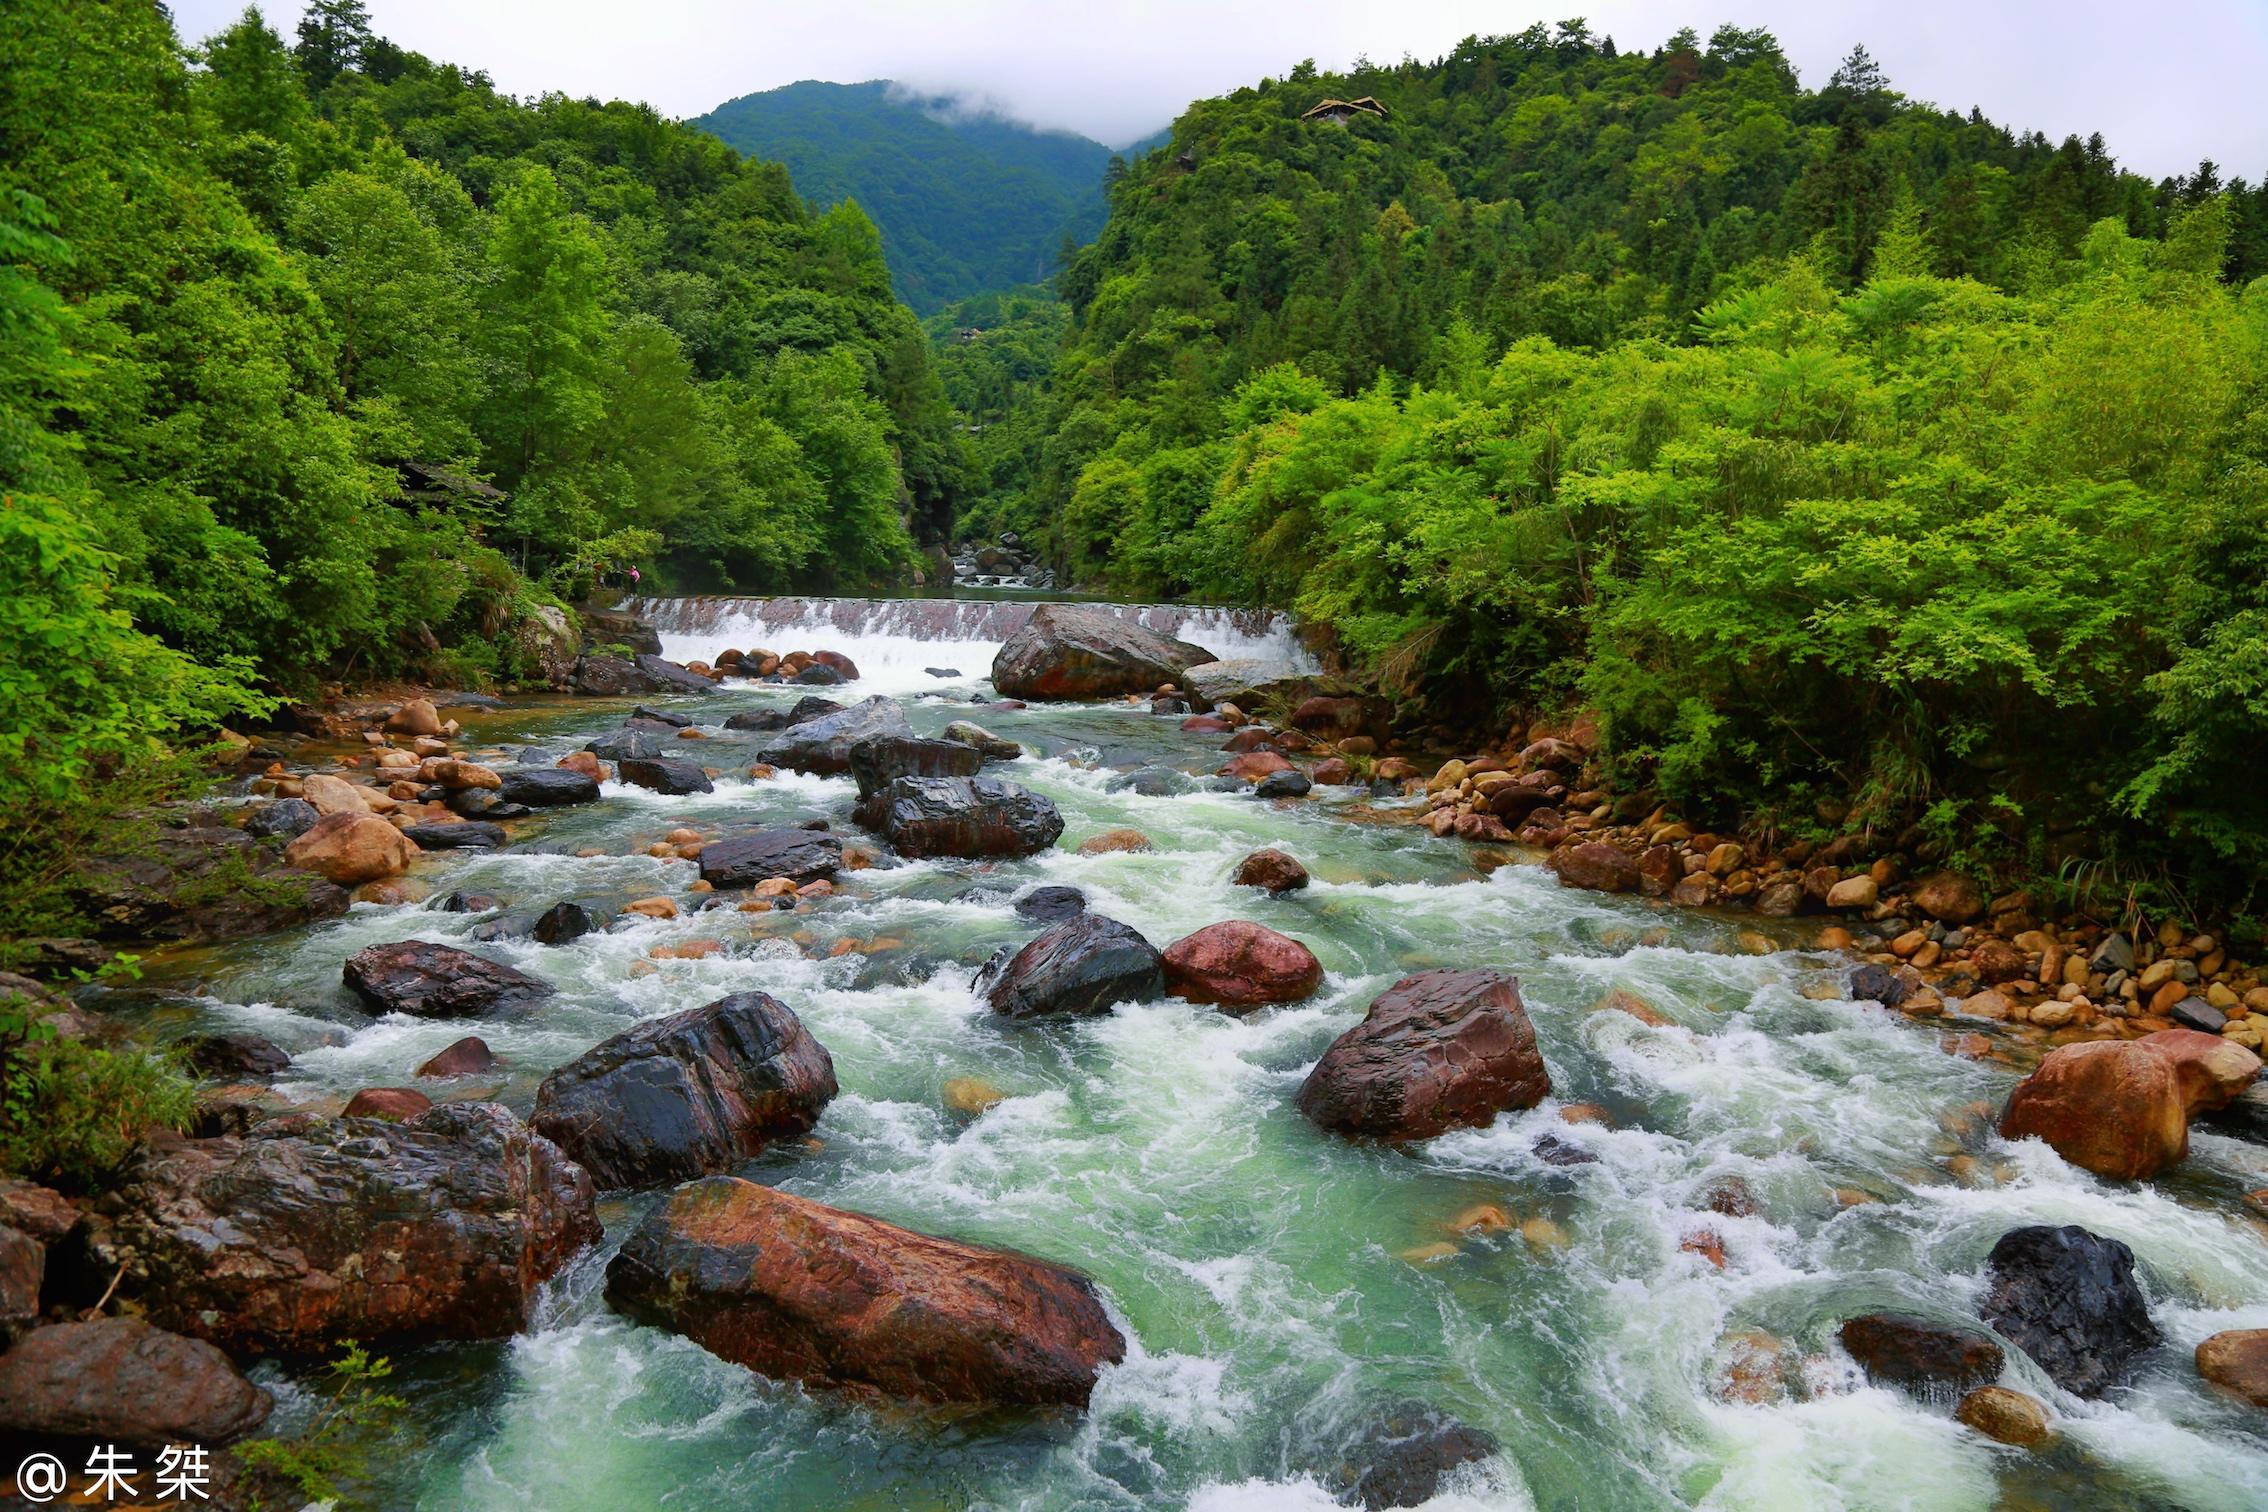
124, 599, 2268, 1510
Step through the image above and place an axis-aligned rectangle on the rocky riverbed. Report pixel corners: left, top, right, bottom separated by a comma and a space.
7, 601, 2268, 1511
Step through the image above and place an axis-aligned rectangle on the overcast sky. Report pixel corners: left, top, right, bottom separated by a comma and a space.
171, 0, 2267, 179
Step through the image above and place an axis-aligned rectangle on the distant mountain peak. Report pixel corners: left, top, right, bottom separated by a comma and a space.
695, 79, 1139, 312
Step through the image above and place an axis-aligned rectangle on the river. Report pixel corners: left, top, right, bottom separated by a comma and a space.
128, 599, 2268, 1510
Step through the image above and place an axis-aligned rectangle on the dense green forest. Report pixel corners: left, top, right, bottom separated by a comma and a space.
697, 80, 1144, 314
0, 0, 974, 939
925, 287, 1070, 541
999, 23, 2268, 909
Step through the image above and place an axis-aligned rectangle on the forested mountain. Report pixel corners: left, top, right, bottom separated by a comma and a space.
925, 288, 1069, 542
1013, 22, 2268, 905
0, 0, 966, 935
697, 80, 1144, 313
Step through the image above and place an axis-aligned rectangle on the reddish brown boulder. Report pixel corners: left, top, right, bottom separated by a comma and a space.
1838, 1313, 2004, 1394
811, 649, 860, 680
1372, 758, 1418, 782
1452, 813, 1513, 842
93, 1102, 599, 1354
418, 1036, 497, 1078
1910, 869, 1987, 924
1161, 922, 1324, 1012
0, 1181, 75, 1243
1232, 849, 1311, 893
1971, 938, 2029, 984
1549, 841, 1641, 894
1221, 751, 1294, 782
2000, 1029, 2260, 1179
1297, 969, 1551, 1140
342, 1087, 433, 1120
1222, 727, 1281, 754
0, 1317, 271, 1445
604, 1176, 1126, 1406
2197, 1329, 2268, 1410
1289, 695, 1372, 738
344, 940, 556, 1018
1180, 715, 1231, 734
1517, 737, 1582, 771
283, 811, 416, 885
1310, 757, 1353, 784
532, 992, 837, 1190
1637, 845, 1680, 896
0, 1226, 39, 1333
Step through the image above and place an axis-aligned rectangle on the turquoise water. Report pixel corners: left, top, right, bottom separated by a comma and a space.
144, 616, 2268, 1510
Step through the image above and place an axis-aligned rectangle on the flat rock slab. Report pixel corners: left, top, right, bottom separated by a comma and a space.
344, 940, 556, 1018
699, 828, 843, 889
604, 1175, 1125, 1406
532, 992, 837, 1190
400, 821, 507, 850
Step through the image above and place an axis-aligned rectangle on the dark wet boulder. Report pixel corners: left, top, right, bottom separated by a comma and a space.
90, 1102, 599, 1354
571, 653, 654, 696
619, 756, 715, 796
178, 1032, 291, 1079
1014, 886, 1087, 924
533, 899, 607, 945
401, 820, 507, 850
587, 727, 665, 762
1979, 1224, 2160, 1398
436, 890, 499, 913
756, 695, 913, 775
857, 775, 1064, 860
925, 666, 962, 679
812, 651, 860, 679
0, 1317, 271, 1445
580, 606, 663, 656
979, 913, 1164, 1020
532, 992, 837, 1190
1838, 1313, 2005, 1395
787, 695, 847, 724
1297, 969, 1551, 1141
1327, 1400, 1501, 1510
990, 603, 1216, 700
496, 767, 601, 807
847, 736, 983, 799
792, 662, 846, 685
1253, 768, 1312, 799
1161, 922, 1324, 1011
343, 941, 556, 1018
0, 1225, 39, 1333
633, 655, 716, 694
630, 705, 696, 728
447, 787, 531, 820
417, 1036, 496, 1078
604, 1175, 1125, 1406
244, 796, 319, 840
698, 827, 843, 889
722, 708, 787, 732
1849, 962, 1913, 1008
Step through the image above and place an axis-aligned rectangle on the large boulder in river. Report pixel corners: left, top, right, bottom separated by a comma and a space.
344, 940, 556, 1018
532, 992, 837, 1190
1297, 969, 1550, 1141
857, 775, 1064, 859
847, 735, 982, 798
284, 811, 417, 884
1979, 1225, 2159, 1398
757, 695, 913, 775
1232, 848, 1310, 893
91, 1102, 599, 1355
990, 603, 1215, 699
1999, 1029, 2260, 1179
1548, 841, 1641, 894
619, 756, 715, 796
0, 1317, 271, 1445
497, 767, 601, 806
1161, 922, 1324, 1012
940, 720, 1022, 761
573, 652, 707, 697
604, 1175, 1125, 1406
588, 727, 665, 762
1327, 1400, 1502, 1511
1183, 660, 1337, 713
979, 913, 1164, 1020
698, 827, 842, 888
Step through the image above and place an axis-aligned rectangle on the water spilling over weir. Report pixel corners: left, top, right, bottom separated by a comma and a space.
132, 599, 2268, 1510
